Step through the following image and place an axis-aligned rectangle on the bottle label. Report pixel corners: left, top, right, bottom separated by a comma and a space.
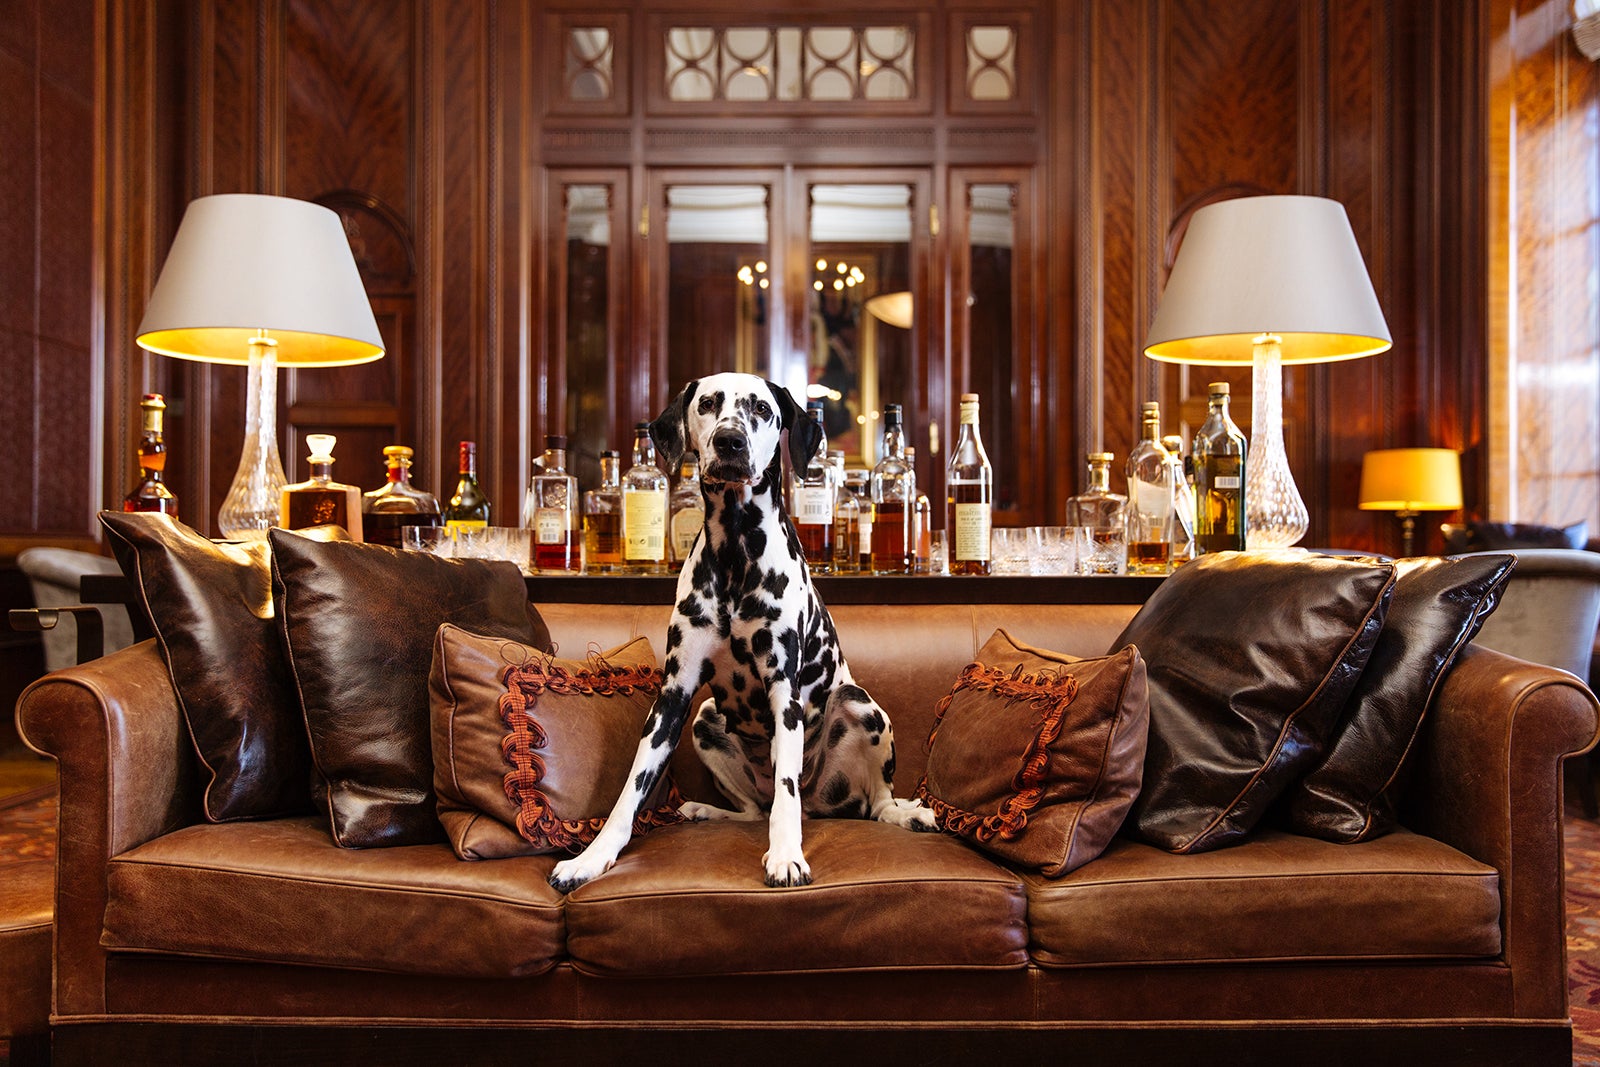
624, 488, 666, 561
793, 486, 832, 524
446, 518, 488, 530
954, 503, 992, 561
535, 509, 565, 544
670, 507, 703, 559
1214, 475, 1241, 489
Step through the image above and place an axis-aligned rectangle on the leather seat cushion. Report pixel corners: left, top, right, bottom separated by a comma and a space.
102, 817, 565, 978
0, 859, 53, 1036
563, 819, 1028, 977
1026, 828, 1500, 966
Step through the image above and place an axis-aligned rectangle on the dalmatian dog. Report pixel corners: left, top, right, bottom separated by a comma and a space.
549, 372, 935, 891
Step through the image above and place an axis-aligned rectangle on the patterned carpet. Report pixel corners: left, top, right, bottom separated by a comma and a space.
6, 794, 1600, 1063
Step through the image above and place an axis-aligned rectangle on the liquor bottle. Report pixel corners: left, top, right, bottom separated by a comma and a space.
621, 422, 669, 575
845, 466, 873, 571
526, 434, 581, 573
1064, 452, 1127, 575
1163, 434, 1197, 566
945, 392, 993, 575
870, 404, 914, 574
281, 434, 364, 541
790, 401, 835, 573
1125, 402, 1176, 574
668, 454, 705, 564
445, 441, 491, 530
906, 446, 932, 574
582, 450, 624, 574
122, 393, 179, 517
829, 450, 860, 574
1192, 381, 1248, 554
361, 445, 441, 548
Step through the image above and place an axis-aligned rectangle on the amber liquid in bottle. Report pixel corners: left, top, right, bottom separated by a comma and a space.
870, 500, 909, 569
585, 511, 624, 570
946, 482, 991, 575
123, 393, 179, 517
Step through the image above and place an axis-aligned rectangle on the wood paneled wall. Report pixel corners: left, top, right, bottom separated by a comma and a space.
10, 0, 1596, 552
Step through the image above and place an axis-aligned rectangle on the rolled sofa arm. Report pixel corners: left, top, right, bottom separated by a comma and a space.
15, 638, 199, 1016
1411, 642, 1600, 1020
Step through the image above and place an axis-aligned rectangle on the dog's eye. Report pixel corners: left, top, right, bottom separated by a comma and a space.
697, 396, 717, 415
754, 400, 773, 421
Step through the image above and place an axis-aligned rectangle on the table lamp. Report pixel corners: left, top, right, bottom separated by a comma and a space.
1358, 447, 1463, 557
136, 194, 385, 538
1143, 195, 1391, 549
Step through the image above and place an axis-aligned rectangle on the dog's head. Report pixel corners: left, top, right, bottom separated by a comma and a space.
650, 373, 822, 486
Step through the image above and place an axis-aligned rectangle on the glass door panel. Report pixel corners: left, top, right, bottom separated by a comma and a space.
558, 182, 621, 492
662, 183, 773, 393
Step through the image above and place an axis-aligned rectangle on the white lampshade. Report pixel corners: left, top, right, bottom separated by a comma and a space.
136, 193, 384, 366
1143, 195, 1391, 365
1358, 448, 1463, 512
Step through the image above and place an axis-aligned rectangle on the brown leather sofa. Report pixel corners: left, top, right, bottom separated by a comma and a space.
16, 598, 1600, 1066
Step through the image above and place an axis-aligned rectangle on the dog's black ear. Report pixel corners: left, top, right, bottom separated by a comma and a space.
650, 381, 697, 471
768, 380, 822, 473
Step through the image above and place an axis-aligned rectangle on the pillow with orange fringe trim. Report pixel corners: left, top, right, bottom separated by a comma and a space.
915, 629, 1150, 877
428, 623, 683, 860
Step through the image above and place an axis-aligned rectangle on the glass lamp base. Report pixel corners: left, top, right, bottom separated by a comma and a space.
215, 342, 287, 540
1244, 339, 1309, 550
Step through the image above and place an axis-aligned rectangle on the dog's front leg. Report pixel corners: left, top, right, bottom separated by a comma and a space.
763, 674, 812, 887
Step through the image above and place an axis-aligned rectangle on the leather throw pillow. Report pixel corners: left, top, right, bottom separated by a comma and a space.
99, 511, 348, 821
429, 624, 682, 860
271, 531, 552, 848
1285, 553, 1516, 841
1113, 551, 1395, 854
915, 629, 1149, 877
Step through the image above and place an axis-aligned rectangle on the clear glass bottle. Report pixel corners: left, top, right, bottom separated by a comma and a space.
526, 434, 581, 573
123, 393, 179, 518
1192, 381, 1248, 554
829, 450, 860, 574
281, 433, 364, 541
1163, 433, 1197, 566
790, 401, 835, 572
444, 440, 491, 530
362, 445, 441, 548
846, 466, 873, 571
621, 422, 669, 574
583, 450, 624, 574
945, 392, 993, 575
870, 405, 914, 574
906, 446, 932, 574
1125, 402, 1176, 574
668, 454, 705, 564
1064, 452, 1127, 575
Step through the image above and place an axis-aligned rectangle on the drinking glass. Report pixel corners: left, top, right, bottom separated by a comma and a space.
1077, 525, 1127, 575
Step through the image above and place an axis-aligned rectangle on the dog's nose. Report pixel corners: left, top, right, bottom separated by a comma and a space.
713, 429, 748, 458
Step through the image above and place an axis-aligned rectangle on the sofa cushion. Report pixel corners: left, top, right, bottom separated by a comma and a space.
915, 630, 1148, 876
430, 625, 682, 860
1286, 554, 1516, 841
562, 819, 1027, 977
99, 511, 348, 821
1442, 519, 1588, 552
1026, 828, 1500, 966
101, 817, 565, 978
270, 532, 553, 849
1111, 552, 1395, 854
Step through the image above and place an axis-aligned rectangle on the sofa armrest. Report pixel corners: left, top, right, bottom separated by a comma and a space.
15, 638, 200, 1016
1409, 642, 1600, 1019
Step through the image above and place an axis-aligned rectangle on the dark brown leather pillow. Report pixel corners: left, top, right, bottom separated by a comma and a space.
1112, 552, 1395, 854
429, 625, 682, 860
99, 511, 348, 821
1285, 553, 1516, 841
271, 531, 552, 848
915, 629, 1149, 876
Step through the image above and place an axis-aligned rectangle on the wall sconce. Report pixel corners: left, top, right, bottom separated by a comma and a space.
864, 290, 913, 330
1358, 447, 1463, 557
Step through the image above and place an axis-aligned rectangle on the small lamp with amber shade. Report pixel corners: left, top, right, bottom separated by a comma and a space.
135, 194, 385, 539
1358, 447, 1463, 557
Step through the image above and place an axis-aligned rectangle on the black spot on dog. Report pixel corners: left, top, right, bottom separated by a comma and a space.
835, 684, 867, 706
755, 706, 775, 733
782, 777, 796, 797
862, 709, 886, 735
694, 717, 734, 754
664, 656, 679, 677
666, 623, 684, 648
730, 671, 747, 693
826, 797, 868, 820
698, 660, 716, 688
634, 764, 661, 795
710, 683, 729, 706
782, 701, 804, 731
798, 660, 823, 688
751, 628, 773, 657
762, 570, 790, 599
821, 773, 851, 807
883, 742, 897, 784
827, 718, 849, 748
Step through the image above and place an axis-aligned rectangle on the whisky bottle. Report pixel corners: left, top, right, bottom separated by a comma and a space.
668, 454, 705, 564
846, 466, 873, 571
945, 392, 993, 575
582, 450, 624, 574
122, 393, 179, 518
829, 450, 860, 574
621, 422, 668, 575
906, 446, 932, 574
870, 405, 914, 574
1125, 402, 1176, 574
527, 434, 581, 573
445, 441, 491, 530
1192, 382, 1248, 554
1163, 434, 1197, 565
361, 445, 441, 548
281, 434, 364, 541
1064, 452, 1127, 575
790, 401, 835, 573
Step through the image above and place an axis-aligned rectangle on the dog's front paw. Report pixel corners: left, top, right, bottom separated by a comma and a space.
549, 853, 615, 893
879, 796, 940, 833
762, 848, 813, 888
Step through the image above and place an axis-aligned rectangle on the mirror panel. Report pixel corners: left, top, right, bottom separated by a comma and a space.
562, 183, 615, 491
965, 182, 1017, 509
664, 184, 772, 390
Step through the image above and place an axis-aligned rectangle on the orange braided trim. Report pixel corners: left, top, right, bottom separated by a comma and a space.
915, 662, 1079, 842
498, 651, 684, 853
